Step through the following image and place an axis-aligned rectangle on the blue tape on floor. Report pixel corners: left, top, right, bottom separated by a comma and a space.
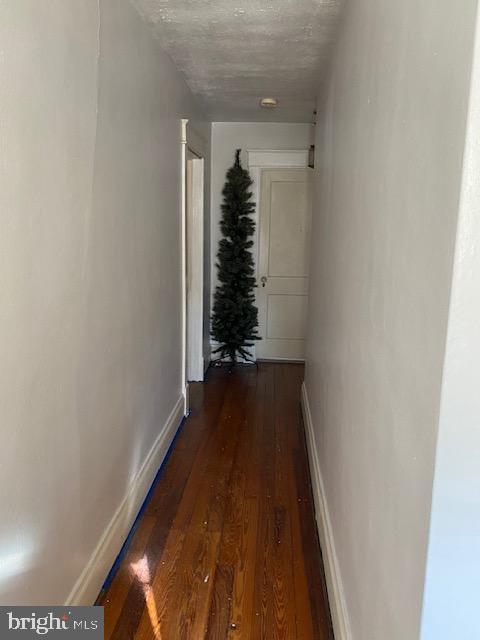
97, 414, 188, 597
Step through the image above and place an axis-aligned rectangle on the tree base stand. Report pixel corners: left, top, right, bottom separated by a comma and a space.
211, 357, 259, 373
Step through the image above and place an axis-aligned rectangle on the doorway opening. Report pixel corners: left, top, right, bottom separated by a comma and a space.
181, 119, 207, 414
186, 148, 204, 381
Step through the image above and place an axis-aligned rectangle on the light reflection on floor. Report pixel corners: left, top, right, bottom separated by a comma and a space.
131, 555, 162, 640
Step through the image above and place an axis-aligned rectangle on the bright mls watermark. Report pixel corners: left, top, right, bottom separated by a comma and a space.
0, 607, 103, 638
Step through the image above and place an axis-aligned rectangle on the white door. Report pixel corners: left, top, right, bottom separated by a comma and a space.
256, 168, 313, 360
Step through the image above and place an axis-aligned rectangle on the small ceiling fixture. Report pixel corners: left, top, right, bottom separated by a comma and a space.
260, 97, 277, 109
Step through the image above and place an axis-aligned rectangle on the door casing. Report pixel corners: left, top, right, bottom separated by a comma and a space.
181, 120, 207, 415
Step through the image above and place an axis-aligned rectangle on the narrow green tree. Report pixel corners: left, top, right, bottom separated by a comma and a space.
211, 149, 259, 363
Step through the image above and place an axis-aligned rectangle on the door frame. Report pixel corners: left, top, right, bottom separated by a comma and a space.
247, 149, 311, 361
181, 120, 207, 414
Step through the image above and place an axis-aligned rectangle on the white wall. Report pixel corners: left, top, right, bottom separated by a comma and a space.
421, 7, 480, 637
304, 0, 478, 638
0, 0, 209, 605
210, 122, 313, 342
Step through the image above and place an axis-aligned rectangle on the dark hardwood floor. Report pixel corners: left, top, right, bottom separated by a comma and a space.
97, 362, 334, 639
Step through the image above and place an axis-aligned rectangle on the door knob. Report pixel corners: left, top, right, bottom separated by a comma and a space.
261, 276, 267, 288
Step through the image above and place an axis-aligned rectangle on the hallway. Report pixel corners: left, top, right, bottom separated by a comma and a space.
98, 363, 333, 639
4, 1, 480, 636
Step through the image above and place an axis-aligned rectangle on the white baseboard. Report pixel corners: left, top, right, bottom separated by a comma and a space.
301, 382, 352, 640
65, 394, 186, 606
257, 357, 306, 363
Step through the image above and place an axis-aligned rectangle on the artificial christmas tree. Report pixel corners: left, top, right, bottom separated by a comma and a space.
211, 149, 260, 364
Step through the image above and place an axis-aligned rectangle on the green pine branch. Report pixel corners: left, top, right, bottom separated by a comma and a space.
211, 149, 260, 363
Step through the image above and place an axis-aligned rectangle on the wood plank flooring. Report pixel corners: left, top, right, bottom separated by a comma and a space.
97, 362, 334, 640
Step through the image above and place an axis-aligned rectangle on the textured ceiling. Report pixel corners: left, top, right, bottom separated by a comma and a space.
132, 0, 342, 122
